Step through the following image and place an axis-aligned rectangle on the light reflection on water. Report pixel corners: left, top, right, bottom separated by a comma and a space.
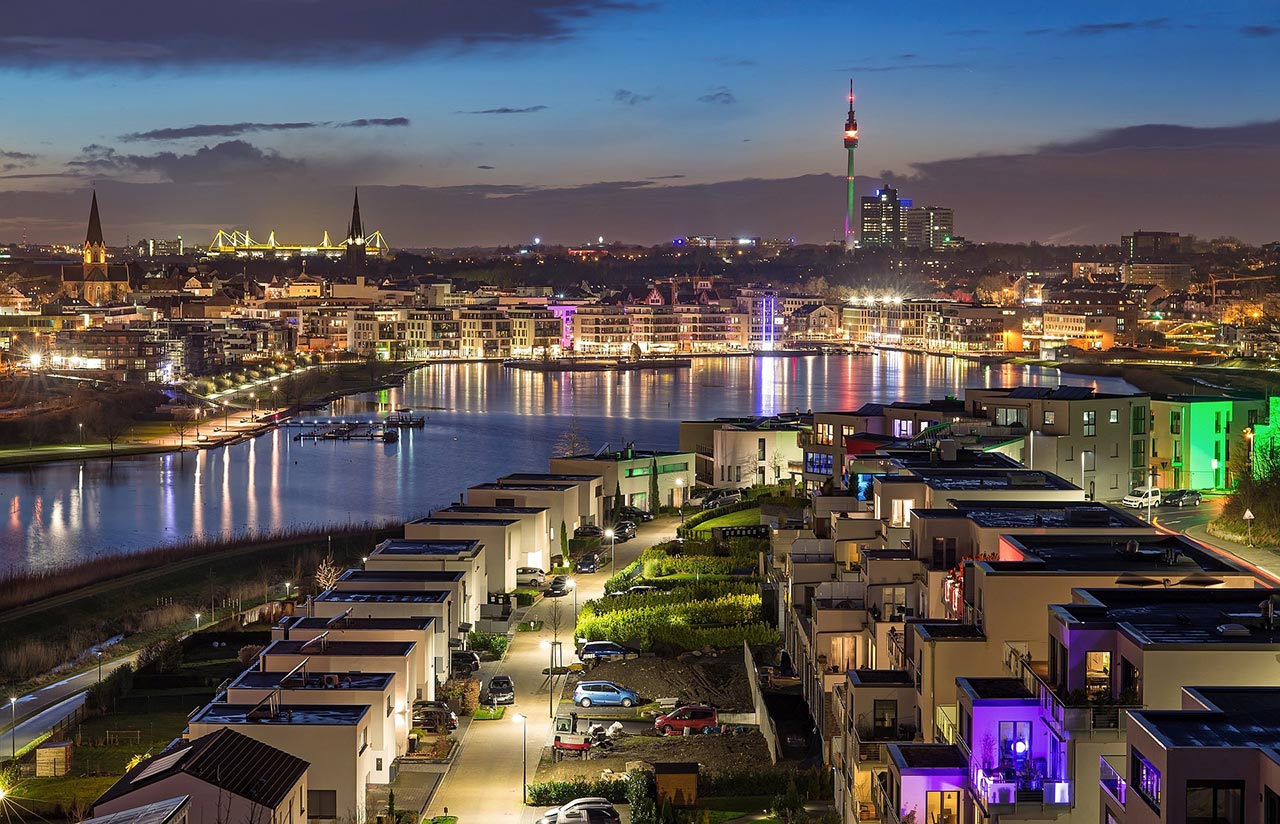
0, 354, 1135, 571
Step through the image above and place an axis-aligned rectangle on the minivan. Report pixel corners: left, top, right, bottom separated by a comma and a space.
517, 567, 546, 587
1121, 487, 1161, 508
703, 490, 742, 510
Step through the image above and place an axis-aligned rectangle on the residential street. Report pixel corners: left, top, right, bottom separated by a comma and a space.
427, 516, 679, 822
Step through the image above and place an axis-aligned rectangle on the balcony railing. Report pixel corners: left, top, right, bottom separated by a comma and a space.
1100, 754, 1128, 805
1003, 642, 1139, 738
973, 772, 1073, 812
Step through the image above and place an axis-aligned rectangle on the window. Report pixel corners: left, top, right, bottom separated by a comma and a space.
658, 462, 688, 473
995, 407, 1028, 427
805, 452, 834, 475
376, 757, 384, 772
892, 419, 915, 438
1133, 406, 1148, 435
889, 498, 915, 529
735, 465, 741, 483
1170, 410, 1182, 435
1043, 410, 1055, 426
359, 726, 368, 754
1082, 450, 1096, 472
386, 696, 393, 717
308, 791, 337, 819
1109, 408, 1119, 424
814, 423, 834, 446
1215, 412, 1222, 433
1132, 439, 1147, 468
1172, 441, 1182, 463
1132, 750, 1161, 812
624, 466, 652, 477
1186, 781, 1243, 824
1083, 410, 1097, 437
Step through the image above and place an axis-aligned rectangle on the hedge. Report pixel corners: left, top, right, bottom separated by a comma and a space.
700, 766, 832, 799
585, 581, 761, 615
577, 592, 762, 636
649, 622, 779, 651
677, 501, 759, 537
526, 777, 629, 806
467, 631, 509, 659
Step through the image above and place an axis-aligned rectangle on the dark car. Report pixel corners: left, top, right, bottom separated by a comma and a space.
575, 553, 599, 574
611, 520, 637, 540
486, 675, 516, 705
547, 575, 570, 596
412, 700, 458, 730
1162, 489, 1202, 507
617, 505, 654, 523
450, 650, 481, 674
576, 641, 637, 663
574, 524, 605, 539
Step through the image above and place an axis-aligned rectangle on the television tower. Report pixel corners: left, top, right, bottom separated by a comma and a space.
843, 79, 859, 250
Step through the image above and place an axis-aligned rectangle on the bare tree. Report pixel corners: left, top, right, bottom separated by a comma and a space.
314, 553, 341, 592
101, 416, 126, 457
171, 419, 192, 450
546, 596, 564, 646
553, 417, 591, 457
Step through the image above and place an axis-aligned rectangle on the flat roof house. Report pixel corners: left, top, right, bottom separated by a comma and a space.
335, 567, 475, 627
431, 505, 551, 573
274, 615, 439, 698
92, 730, 308, 824
467, 482, 582, 549
550, 446, 695, 519
497, 473, 605, 527
257, 638, 422, 727
363, 539, 487, 608
403, 518, 520, 594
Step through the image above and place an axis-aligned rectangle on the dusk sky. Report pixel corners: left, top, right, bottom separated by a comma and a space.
1, 0, 1277, 247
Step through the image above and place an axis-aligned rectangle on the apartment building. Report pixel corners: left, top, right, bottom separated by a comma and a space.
455, 306, 512, 359
258, 639, 424, 717
1148, 395, 1267, 491
274, 615, 440, 698
711, 419, 806, 489
674, 304, 734, 353
497, 473, 605, 527
550, 447, 696, 520
92, 730, 308, 824
431, 505, 551, 572
505, 305, 562, 358
467, 482, 583, 545
334, 567, 471, 637
572, 304, 630, 354
626, 304, 680, 354
402, 518, 521, 594
363, 539, 488, 608
187, 704, 374, 824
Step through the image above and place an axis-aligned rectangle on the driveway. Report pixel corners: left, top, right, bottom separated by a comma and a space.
427, 516, 679, 821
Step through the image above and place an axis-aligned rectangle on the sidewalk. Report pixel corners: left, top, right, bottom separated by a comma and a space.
1182, 524, 1280, 585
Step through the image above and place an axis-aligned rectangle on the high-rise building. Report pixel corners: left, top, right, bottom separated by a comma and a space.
904, 206, 954, 250
135, 237, 185, 257
859, 184, 907, 248
842, 80, 859, 250
1122, 230, 1182, 262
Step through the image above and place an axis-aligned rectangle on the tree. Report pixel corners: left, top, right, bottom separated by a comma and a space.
547, 595, 565, 645
613, 479, 624, 520
101, 416, 126, 457
171, 419, 192, 450
560, 520, 569, 563
553, 417, 590, 457
315, 553, 341, 592
649, 457, 660, 513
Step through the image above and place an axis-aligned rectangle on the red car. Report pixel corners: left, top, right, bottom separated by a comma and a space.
654, 705, 718, 735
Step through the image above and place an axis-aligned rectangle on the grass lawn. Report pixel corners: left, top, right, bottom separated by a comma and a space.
517, 620, 543, 632
422, 817, 458, 824
698, 796, 777, 820
472, 705, 507, 720
692, 506, 762, 535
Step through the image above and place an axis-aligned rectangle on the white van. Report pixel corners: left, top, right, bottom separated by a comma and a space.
1121, 487, 1161, 508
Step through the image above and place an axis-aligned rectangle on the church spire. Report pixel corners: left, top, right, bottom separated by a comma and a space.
347, 188, 363, 242
86, 190, 105, 246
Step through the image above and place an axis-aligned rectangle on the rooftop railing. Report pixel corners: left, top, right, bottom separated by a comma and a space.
1100, 754, 1127, 806
1003, 641, 1138, 738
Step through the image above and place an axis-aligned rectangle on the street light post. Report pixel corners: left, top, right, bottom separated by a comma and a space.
284, 582, 292, 600
513, 712, 528, 805
567, 578, 578, 620
675, 478, 685, 523
78, 422, 84, 447
542, 639, 561, 718
1147, 466, 1158, 524
10, 696, 15, 761
604, 529, 615, 577
195, 612, 202, 631
95, 650, 102, 684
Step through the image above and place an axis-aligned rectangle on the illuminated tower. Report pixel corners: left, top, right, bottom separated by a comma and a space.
344, 188, 366, 269
84, 190, 107, 268
843, 80, 859, 250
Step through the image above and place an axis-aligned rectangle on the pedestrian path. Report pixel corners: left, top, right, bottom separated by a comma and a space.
1182, 524, 1280, 585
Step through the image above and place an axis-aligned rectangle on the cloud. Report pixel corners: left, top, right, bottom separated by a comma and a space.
122, 118, 411, 141
69, 140, 303, 184
697, 87, 736, 105
844, 61, 969, 73
336, 118, 411, 128
613, 89, 652, 106
713, 56, 756, 67
0, 150, 37, 162
0, 1, 651, 67
1241, 24, 1279, 37
476, 165, 495, 170
645, 174, 685, 180
457, 106, 549, 115
1040, 120, 1280, 153
1029, 18, 1169, 36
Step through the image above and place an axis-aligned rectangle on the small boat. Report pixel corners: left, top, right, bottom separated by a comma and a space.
382, 430, 399, 443
396, 407, 410, 413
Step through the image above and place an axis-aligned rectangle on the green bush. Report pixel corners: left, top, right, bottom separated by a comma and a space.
513, 588, 540, 607
677, 501, 759, 537
526, 777, 629, 806
467, 631, 509, 659
585, 581, 760, 615
700, 767, 831, 799
575, 588, 773, 651
648, 623, 779, 651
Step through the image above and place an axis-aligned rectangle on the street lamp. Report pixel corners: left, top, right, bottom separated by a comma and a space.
513, 713, 528, 805
194, 612, 202, 630
284, 582, 292, 600
9, 697, 15, 761
95, 650, 103, 684
567, 578, 578, 620
675, 478, 685, 522
604, 528, 615, 576
541, 639, 561, 718
78, 422, 84, 447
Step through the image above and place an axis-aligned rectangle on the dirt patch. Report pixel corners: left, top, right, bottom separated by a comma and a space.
580, 651, 751, 711
535, 729, 769, 782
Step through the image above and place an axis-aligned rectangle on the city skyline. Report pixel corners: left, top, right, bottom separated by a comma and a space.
0, 0, 1276, 246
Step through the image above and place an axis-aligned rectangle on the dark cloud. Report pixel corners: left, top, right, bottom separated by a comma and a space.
1041, 120, 1280, 153
713, 56, 756, 67
0, 150, 38, 161
613, 89, 652, 106
476, 165, 495, 170
69, 140, 302, 184
122, 122, 318, 141
0, 2, 650, 67
843, 61, 969, 73
645, 174, 685, 180
336, 118, 411, 128
123, 118, 411, 141
1029, 18, 1169, 36
457, 106, 549, 115
697, 87, 736, 105
1241, 24, 1279, 37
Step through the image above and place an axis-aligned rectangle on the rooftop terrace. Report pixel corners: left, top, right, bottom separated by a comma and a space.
314, 589, 450, 604
287, 616, 435, 631
336, 570, 465, 583
230, 669, 394, 691
1055, 588, 1280, 645
407, 517, 520, 527
501, 473, 602, 482
264, 639, 416, 656
959, 677, 1034, 701
435, 505, 549, 515
890, 743, 968, 770
1134, 688, 1280, 748
470, 482, 576, 491
191, 703, 368, 726
992, 534, 1243, 575
370, 539, 481, 556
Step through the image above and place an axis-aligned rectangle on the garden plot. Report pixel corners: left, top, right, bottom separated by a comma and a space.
580, 651, 752, 711
535, 729, 771, 782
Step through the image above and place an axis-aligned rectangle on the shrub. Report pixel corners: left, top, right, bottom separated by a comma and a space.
467, 631, 509, 659
627, 771, 658, 824
526, 777, 629, 806
677, 501, 759, 537
700, 766, 830, 799
238, 644, 265, 667
442, 676, 481, 715
513, 588, 540, 607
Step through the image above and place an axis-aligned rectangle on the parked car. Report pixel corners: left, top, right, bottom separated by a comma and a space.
1121, 486, 1162, 508
547, 575, 570, 596
654, 705, 719, 735
517, 566, 546, 587
577, 641, 637, 663
574, 524, 605, 539
557, 809, 620, 824
575, 553, 599, 574
611, 520, 637, 540
536, 799, 616, 824
1162, 489, 1202, 507
412, 701, 458, 730
572, 680, 640, 708
626, 585, 658, 596
703, 490, 742, 510
486, 675, 516, 705
617, 505, 654, 523
450, 650, 481, 674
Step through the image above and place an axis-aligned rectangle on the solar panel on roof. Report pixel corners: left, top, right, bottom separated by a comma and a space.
132, 748, 190, 782
1050, 386, 1096, 400
1006, 387, 1053, 399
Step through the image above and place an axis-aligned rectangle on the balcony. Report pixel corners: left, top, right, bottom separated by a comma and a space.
973, 771, 1073, 815
1003, 642, 1139, 739
1100, 754, 1127, 805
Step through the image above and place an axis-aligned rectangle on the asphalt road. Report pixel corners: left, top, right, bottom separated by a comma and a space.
428, 516, 679, 823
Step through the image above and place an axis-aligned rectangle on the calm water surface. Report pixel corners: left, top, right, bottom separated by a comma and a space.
0, 354, 1136, 571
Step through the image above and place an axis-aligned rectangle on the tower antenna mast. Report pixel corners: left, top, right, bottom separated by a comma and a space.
843, 79, 859, 250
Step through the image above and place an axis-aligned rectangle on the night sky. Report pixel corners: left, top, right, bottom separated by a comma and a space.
1, 0, 1277, 247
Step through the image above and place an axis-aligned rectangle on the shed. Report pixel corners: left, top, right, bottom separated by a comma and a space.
654, 762, 699, 808
36, 741, 73, 777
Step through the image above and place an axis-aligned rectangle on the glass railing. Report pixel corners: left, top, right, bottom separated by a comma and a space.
974, 771, 1073, 809
1002, 642, 1139, 736
1100, 754, 1127, 805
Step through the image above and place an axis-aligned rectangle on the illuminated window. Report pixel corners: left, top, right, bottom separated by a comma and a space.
1083, 410, 1097, 437
1132, 750, 1161, 812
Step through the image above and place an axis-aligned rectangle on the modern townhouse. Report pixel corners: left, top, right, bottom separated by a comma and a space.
497, 473, 606, 527
402, 518, 521, 594
273, 615, 440, 698
430, 505, 551, 573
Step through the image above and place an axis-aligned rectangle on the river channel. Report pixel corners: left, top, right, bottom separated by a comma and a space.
0, 353, 1137, 572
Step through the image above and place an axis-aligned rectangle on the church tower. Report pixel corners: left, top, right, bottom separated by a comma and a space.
344, 189, 366, 269
84, 190, 107, 269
